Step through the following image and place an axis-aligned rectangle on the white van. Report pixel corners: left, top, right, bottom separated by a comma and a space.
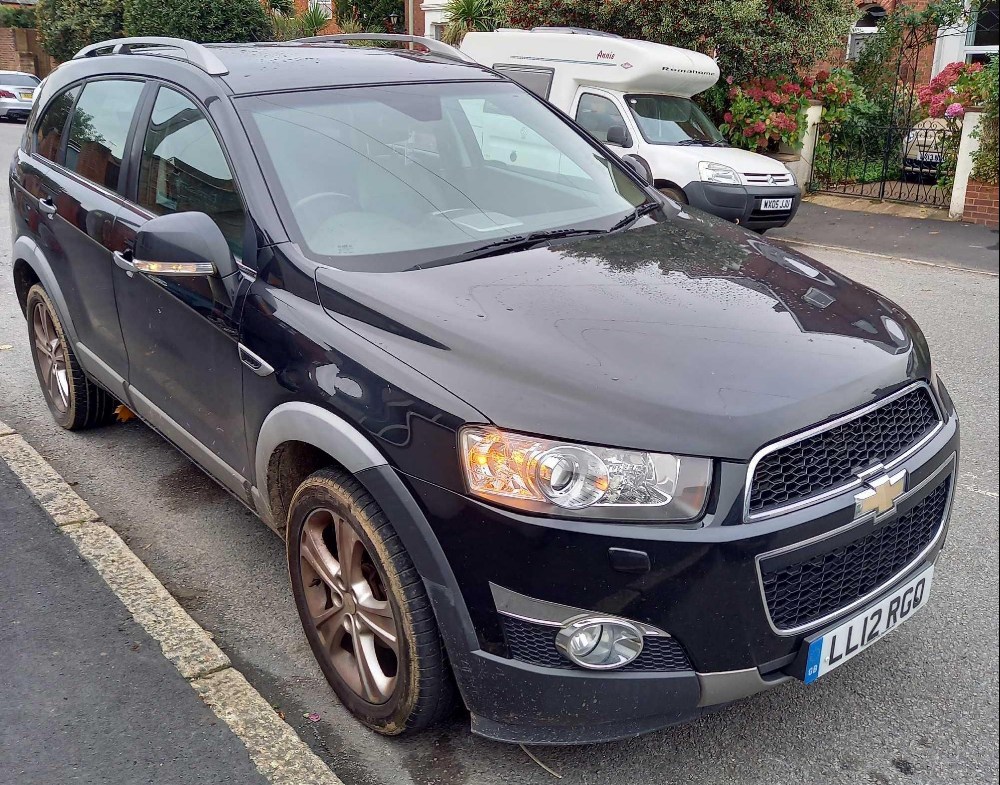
462, 27, 802, 231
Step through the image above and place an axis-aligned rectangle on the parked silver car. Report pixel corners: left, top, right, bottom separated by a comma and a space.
0, 70, 40, 121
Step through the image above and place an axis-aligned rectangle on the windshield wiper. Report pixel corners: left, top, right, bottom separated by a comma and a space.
458, 205, 660, 261
608, 201, 661, 232
459, 227, 609, 260
674, 139, 709, 146
709, 140, 730, 147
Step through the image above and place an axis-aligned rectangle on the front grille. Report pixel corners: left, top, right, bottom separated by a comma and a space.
748, 387, 940, 515
500, 615, 692, 672
760, 478, 950, 631
744, 172, 795, 186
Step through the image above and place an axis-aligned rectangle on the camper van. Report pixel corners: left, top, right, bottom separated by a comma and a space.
463, 28, 802, 231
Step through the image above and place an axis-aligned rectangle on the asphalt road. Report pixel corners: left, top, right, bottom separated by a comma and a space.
1, 121, 998, 785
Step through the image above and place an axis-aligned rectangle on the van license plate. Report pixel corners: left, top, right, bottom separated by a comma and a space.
803, 565, 933, 684
761, 198, 792, 211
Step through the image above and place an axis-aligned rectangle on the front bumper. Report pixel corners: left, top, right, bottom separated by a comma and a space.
377, 387, 958, 744
685, 182, 802, 230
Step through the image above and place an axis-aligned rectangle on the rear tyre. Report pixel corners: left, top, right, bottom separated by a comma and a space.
287, 468, 456, 735
658, 185, 688, 204
25, 285, 118, 430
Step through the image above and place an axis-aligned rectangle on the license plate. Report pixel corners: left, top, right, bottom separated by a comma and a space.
19, 92, 32, 100
918, 152, 943, 163
803, 565, 933, 684
760, 198, 792, 211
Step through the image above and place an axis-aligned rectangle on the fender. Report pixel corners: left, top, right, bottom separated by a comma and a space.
12, 235, 79, 344
252, 400, 389, 527
252, 401, 482, 685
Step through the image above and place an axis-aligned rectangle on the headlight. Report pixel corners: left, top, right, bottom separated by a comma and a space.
460, 426, 713, 521
699, 161, 741, 185
785, 165, 797, 185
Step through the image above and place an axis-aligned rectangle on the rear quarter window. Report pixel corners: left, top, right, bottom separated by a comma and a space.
34, 87, 80, 162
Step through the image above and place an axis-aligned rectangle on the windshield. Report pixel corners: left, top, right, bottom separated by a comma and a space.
626, 95, 725, 145
1, 73, 39, 87
238, 81, 649, 271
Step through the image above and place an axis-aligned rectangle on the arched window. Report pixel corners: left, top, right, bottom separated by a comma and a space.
848, 4, 888, 60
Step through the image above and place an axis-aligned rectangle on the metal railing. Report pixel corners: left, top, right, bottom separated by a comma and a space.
809, 122, 960, 207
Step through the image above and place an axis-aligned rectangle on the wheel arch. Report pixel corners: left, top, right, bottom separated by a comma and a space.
12, 237, 79, 344
254, 401, 482, 683
254, 401, 387, 533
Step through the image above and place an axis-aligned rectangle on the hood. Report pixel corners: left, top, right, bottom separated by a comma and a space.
643, 144, 791, 178
315, 210, 929, 460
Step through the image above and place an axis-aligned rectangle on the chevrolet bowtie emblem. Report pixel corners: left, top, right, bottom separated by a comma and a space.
854, 468, 907, 519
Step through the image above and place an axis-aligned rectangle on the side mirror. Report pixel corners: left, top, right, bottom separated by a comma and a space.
132, 212, 237, 280
606, 124, 630, 147
621, 154, 652, 185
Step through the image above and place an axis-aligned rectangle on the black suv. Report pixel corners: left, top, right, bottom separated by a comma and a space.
9, 36, 959, 745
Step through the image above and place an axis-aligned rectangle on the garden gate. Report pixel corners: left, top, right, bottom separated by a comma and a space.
809, 27, 962, 207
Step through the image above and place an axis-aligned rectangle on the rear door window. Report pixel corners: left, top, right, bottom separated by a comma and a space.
34, 86, 80, 163
65, 79, 145, 191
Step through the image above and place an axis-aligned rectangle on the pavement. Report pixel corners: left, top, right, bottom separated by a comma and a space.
0, 460, 270, 785
1, 121, 998, 785
770, 200, 1000, 274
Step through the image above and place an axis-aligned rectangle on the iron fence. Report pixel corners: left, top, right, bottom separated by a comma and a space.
809, 122, 960, 207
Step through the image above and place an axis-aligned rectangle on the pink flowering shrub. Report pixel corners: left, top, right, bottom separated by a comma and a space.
720, 70, 854, 151
917, 62, 984, 117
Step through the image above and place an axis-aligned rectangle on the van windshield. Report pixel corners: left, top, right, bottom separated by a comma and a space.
237, 81, 650, 272
626, 95, 726, 146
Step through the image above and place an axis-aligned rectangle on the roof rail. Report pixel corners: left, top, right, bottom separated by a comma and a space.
530, 26, 622, 38
293, 33, 474, 63
73, 37, 229, 76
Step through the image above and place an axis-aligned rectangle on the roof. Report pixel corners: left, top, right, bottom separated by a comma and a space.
204, 43, 498, 95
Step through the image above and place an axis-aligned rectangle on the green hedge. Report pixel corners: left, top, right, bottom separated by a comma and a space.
35, 0, 125, 62
123, 0, 272, 43
0, 7, 35, 28
970, 57, 999, 186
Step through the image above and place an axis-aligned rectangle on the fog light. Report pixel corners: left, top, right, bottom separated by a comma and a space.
554, 616, 644, 670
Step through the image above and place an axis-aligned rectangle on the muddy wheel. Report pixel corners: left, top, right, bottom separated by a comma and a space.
287, 467, 455, 734
25, 284, 117, 430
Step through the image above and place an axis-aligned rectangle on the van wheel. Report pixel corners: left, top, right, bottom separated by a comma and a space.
658, 186, 688, 204
25, 285, 117, 430
287, 468, 456, 735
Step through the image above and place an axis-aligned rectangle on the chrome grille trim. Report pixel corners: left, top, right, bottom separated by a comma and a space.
743, 172, 794, 186
742, 381, 944, 523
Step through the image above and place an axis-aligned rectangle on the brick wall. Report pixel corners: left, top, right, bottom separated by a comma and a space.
809, 0, 937, 86
0, 27, 17, 71
963, 180, 1000, 228
0, 27, 56, 76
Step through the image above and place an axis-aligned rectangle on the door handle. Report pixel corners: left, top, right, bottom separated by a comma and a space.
113, 250, 136, 275
38, 198, 56, 218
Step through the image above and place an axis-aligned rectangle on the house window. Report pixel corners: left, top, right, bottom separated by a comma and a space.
847, 5, 887, 61
965, 0, 999, 63
431, 22, 447, 40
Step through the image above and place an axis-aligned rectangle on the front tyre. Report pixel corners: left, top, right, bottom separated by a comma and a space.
287, 468, 455, 735
657, 185, 688, 204
25, 285, 117, 430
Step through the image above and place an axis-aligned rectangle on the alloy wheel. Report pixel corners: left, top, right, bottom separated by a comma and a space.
32, 301, 70, 413
298, 508, 400, 704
